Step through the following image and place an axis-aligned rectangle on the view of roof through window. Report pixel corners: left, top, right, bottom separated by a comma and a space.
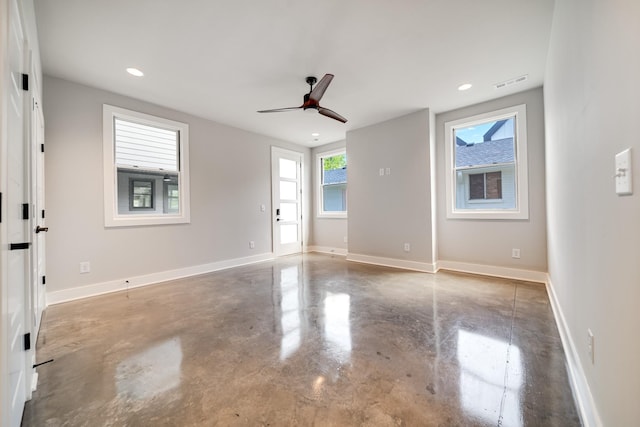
114, 118, 178, 171
454, 118, 515, 168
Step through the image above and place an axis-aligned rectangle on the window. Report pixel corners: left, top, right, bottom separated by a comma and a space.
130, 179, 154, 209
317, 149, 347, 218
469, 172, 502, 200
445, 104, 528, 219
164, 182, 179, 214
103, 105, 190, 227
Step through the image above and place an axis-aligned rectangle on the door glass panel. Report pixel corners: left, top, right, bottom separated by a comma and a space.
280, 224, 297, 244
280, 181, 297, 201
279, 158, 297, 179
280, 202, 297, 222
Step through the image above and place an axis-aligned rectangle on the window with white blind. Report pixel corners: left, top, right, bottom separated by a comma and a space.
103, 105, 190, 227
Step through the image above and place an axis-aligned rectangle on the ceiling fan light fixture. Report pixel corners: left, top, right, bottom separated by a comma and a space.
257, 74, 347, 123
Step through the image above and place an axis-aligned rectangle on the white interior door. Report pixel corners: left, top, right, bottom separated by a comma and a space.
272, 147, 303, 256
30, 95, 45, 334
5, 0, 29, 424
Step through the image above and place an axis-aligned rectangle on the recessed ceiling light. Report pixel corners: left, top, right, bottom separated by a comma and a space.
458, 83, 472, 91
126, 67, 144, 77
311, 133, 320, 137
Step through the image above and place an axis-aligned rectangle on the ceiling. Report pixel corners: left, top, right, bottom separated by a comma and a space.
34, 0, 555, 147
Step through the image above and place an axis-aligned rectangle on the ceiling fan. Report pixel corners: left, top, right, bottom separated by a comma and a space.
258, 74, 347, 123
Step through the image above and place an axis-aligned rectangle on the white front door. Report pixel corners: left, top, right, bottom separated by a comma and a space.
271, 147, 303, 256
4, 0, 30, 425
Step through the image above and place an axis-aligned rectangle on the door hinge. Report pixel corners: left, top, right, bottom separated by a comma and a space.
22, 74, 29, 91
24, 333, 31, 351
40, 143, 45, 153
10, 242, 31, 250
42, 275, 46, 285
22, 203, 29, 220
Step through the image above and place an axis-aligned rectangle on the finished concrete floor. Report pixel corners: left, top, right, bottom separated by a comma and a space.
23, 254, 581, 426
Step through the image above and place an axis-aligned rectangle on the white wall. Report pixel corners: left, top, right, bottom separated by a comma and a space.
310, 140, 348, 253
43, 76, 310, 295
544, 0, 640, 425
436, 88, 547, 273
346, 110, 435, 270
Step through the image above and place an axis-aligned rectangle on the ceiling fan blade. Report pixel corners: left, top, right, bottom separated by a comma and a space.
257, 106, 302, 113
309, 74, 334, 102
318, 107, 347, 123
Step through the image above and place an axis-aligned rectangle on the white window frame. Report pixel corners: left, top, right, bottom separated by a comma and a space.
317, 148, 347, 218
444, 104, 528, 219
103, 104, 190, 227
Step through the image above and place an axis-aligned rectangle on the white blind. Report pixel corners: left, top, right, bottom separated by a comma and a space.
115, 118, 178, 171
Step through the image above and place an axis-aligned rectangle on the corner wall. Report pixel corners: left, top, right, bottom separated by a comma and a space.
346, 110, 435, 271
435, 88, 547, 277
43, 76, 310, 300
544, 0, 640, 425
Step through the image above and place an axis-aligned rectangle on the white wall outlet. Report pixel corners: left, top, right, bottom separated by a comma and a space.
79, 261, 90, 274
587, 329, 595, 364
343, 236, 348, 243
379, 168, 384, 176
512, 248, 521, 259
403, 243, 410, 252
615, 148, 632, 195
260, 204, 266, 212
249, 241, 255, 249
385, 167, 391, 175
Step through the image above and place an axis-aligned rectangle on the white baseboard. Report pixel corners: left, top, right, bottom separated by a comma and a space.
346, 253, 437, 273
46, 252, 275, 305
436, 260, 547, 284
546, 276, 602, 427
307, 245, 348, 256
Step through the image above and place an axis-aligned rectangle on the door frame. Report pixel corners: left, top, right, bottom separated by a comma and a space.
271, 147, 304, 256
27, 62, 45, 399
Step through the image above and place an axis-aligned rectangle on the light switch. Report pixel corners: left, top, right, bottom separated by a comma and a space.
615, 148, 632, 195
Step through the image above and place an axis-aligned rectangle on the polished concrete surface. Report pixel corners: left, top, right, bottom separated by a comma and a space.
23, 254, 581, 426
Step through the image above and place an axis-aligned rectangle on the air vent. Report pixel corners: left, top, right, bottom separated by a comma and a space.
494, 74, 528, 90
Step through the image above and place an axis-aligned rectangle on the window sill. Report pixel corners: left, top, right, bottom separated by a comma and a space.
105, 214, 190, 228
447, 208, 528, 220
317, 213, 347, 219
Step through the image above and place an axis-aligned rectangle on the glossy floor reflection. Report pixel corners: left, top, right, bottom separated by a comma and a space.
23, 254, 581, 426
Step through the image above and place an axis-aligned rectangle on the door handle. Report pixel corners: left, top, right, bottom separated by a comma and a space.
35, 225, 48, 233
